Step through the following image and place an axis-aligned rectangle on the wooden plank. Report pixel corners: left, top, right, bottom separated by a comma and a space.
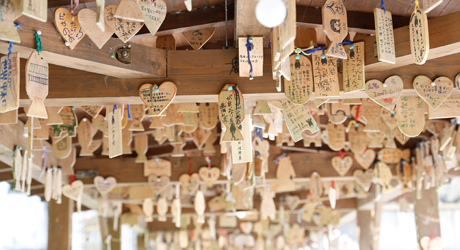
365, 10, 460, 72
48, 196, 73, 250
413, 187, 441, 243
0, 16, 166, 79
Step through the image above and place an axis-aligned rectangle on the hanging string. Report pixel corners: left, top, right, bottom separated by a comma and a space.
414, 0, 420, 10
35, 31, 43, 55
256, 128, 263, 140
345, 120, 357, 133
7, 42, 12, 58
233, 84, 240, 110
341, 40, 353, 46
70, 0, 79, 20
127, 104, 131, 119
273, 153, 286, 165
113, 104, 117, 114
355, 104, 361, 121
205, 155, 211, 170
301, 46, 325, 56
380, 0, 386, 13
338, 150, 346, 159
245, 36, 253, 76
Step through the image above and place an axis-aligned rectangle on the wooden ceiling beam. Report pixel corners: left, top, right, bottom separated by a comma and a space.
0, 16, 166, 79
365, 10, 460, 72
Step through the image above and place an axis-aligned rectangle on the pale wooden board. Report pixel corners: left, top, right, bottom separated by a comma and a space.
53, 135, 72, 159
199, 103, 218, 130
77, 118, 94, 156
122, 120, 132, 154
376, 162, 394, 193
144, 158, 171, 176
279, 0, 296, 50
114, 0, 144, 22
409, 8, 430, 65
129, 104, 146, 131
78, 9, 113, 49
284, 55, 313, 104
178, 103, 198, 113
238, 37, 263, 78
203, 127, 218, 153
0, 21, 20, 43
231, 114, 252, 164
309, 172, 322, 202
331, 156, 353, 176
374, 8, 396, 64
156, 35, 176, 51
107, 104, 123, 158
312, 51, 339, 97
54, 8, 86, 50
0, 0, 21, 22
0, 52, 20, 112
161, 104, 184, 126
397, 96, 425, 137
96, 0, 105, 31
413, 76, 453, 110
0, 109, 17, 124
322, 0, 348, 59
365, 75, 403, 111
105, 5, 144, 43
326, 123, 345, 151
423, 0, 443, 14
381, 107, 398, 129
81, 105, 103, 118
182, 28, 215, 50
343, 42, 364, 93
219, 84, 245, 141
51, 106, 77, 137
361, 98, 381, 132
348, 123, 368, 154
191, 126, 211, 149
25, 51, 48, 118
139, 81, 176, 116
134, 134, 147, 163
268, 100, 319, 142
33, 118, 48, 139
138, 0, 166, 35
271, 28, 281, 78
428, 94, 460, 119
46, 107, 63, 125
276, 156, 296, 182
22, 0, 47, 22
354, 149, 375, 170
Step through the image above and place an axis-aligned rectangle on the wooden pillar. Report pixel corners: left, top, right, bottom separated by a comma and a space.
106, 218, 121, 250
48, 197, 74, 250
413, 187, 441, 244
357, 200, 383, 250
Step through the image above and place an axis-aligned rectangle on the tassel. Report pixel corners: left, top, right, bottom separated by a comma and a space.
45, 168, 52, 202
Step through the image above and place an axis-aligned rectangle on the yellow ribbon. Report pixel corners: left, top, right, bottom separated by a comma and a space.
346, 120, 357, 133
414, 0, 420, 11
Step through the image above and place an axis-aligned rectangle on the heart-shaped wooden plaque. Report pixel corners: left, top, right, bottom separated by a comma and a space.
78, 9, 114, 49
105, 5, 144, 43
413, 75, 453, 110
139, 82, 177, 116
138, 0, 166, 35
94, 176, 117, 196
365, 76, 403, 111
353, 169, 374, 191
199, 167, 220, 187
354, 149, 376, 170
62, 180, 84, 212
148, 175, 170, 195
54, 8, 86, 50
331, 156, 353, 176
179, 173, 200, 194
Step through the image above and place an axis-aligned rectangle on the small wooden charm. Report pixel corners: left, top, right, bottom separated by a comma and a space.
203, 128, 218, 154
238, 36, 263, 78
192, 126, 212, 149
409, 7, 429, 65
199, 167, 220, 187
312, 51, 339, 97
218, 84, 245, 141
54, 8, 86, 50
77, 118, 97, 156
326, 123, 345, 151
343, 42, 365, 93
353, 169, 374, 191
231, 115, 253, 163
260, 186, 276, 220
139, 81, 177, 116
232, 163, 247, 185
62, 180, 84, 212
396, 160, 412, 191
253, 101, 272, 115
381, 108, 398, 129
0, 109, 18, 124
365, 76, 403, 111
107, 105, 123, 158
26, 51, 49, 118
114, 0, 143, 22
78, 9, 113, 49
129, 104, 146, 131
354, 149, 375, 170
397, 97, 426, 137
13, 146, 22, 191
94, 176, 117, 197
182, 28, 215, 50
157, 196, 168, 221
284, 54, 313, 104
309, 172, 323, 203
0, 52, 19, 113
348, 122, 368, 154
394, 128, 410, 145
374, 8, 396, 64
420, 236, 442, 250
22, 0, 47, 22
413, 76, 453, 110
376, 162, 394, 193
134, 134, 148, 163
81, 105, 103, 118
92, 114, 108, 136
105, 5, 143, 43
322, 0, 348, 59
331, 156, 353, 176
199, 103, 218, 130
179, 173, 200, 194
121, 122, 132, 154
144, 158, 171, 176
361, 98, 381, 132
142, 198, 154, 222
194, 190, 206, 223
148, 175, 170, 195
156, 35, 176, 51
138, 0, 166, 35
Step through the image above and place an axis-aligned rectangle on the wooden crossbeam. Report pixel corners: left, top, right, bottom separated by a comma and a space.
365, 10, 460, 72
0, 16, 166, 79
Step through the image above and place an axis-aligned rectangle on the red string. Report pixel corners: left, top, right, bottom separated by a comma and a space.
205, 155, 211, 169
189, 157, 192, 176
70, 174, 75, 185
330, 180, 334, 188
363, 148, 368, 154
427, 236, 441, 250
356, 105, 361, 121
70, 0, 79, 20
338, 150, 346, 159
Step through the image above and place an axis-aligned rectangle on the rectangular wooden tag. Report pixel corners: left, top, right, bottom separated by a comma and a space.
238, 37, 263, 77
0, 109, 17, 124
428, 94, 460, 119
312, 51, 339, 97
22, 0, 47, 22
343, 42, 364, 93
0, 53, 20, 112
279, 0, 296, 50
144, 158, 171, 177
107, 104, 123, 158
231, 114, 253, 164
374, 8, 396, 64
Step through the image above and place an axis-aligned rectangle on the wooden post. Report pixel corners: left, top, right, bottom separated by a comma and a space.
48, 197, 74, 250
357, 200, 383, 250
106, 218, 121, 250
413, 187, 441, 244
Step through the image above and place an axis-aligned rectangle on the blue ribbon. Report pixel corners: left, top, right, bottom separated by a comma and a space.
256, 128, 263, 140
303, 46, 325, 55
381, 0, 386, 13
245, 35, 253, 74
341, 40, 353, 46
127, 104, 131, 119
113, 104, 117, 114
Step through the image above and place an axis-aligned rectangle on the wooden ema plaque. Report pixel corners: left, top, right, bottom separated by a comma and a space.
374, 8, 396, 64
238, 37, 263, 78
54, 8, 86, 50
114, 0, 143, 22
353, 169, 373, 191
156, 35, 176, 51
138, 0, 166, 35
107, 104, 123, 158
413, 76, 453, 110
326, 123, 345, 151
343, 42, 364, 93
396, 97, 425, 137
134, 134, 147, 163
26, 51, 48, 118
199, 103, 218, 130
409, 7, 430, 65
381, 108, 397, 129
279, 0, 296, 52
348, 122, 368, 154
105, 5, 143, 43
77, 118, 97, 156
428, 94, 460, 119
331, 156, 352, 176
309, 172, 322, 202
322, 0, 348, 59
78, 9, 114, 49
312, 50, 339, 97
129, 104, 145, 131
182, 28, 215, 50
218, 84, 245, 141
269, 100, 319, 142
365, 75, 403, 111
139, 81, 177, 116
0, 52, 19, 113
354, 149, 375, 170
22, 0, 47, 22
376, 162, 394, 193
361, 98, 381, 132
81, 105, 103, 118
231, 114, 253, 164
144, 158, 171, 176
283, 54, 313, 104
52, 106, 77, 137
0, 109, 17, 124
0, 0, 21, 42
